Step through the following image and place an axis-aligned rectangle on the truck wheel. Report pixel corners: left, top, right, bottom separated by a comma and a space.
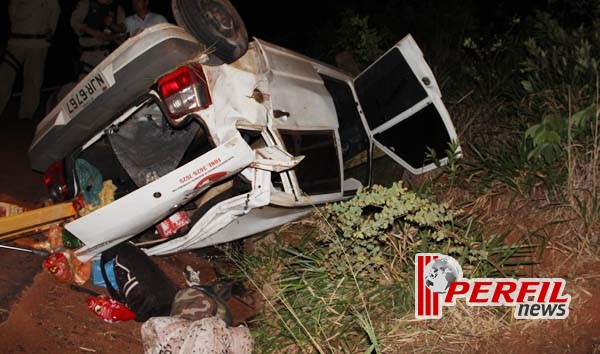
172, 0, 248, 65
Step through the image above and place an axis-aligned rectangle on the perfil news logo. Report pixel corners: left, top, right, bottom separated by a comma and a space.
415, 253, 571, 320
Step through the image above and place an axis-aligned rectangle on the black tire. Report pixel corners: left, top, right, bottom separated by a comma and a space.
172, 0, 248, 65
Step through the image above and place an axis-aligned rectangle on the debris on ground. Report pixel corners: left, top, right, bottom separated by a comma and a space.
1, 194, 256, 353
0, 244, 49, 257
35, 222, 92, 285
43, 252, 73, 283
0, 201, 76, 241
141, 316, 253, 354
139, 265, 254, 353
47, 223, 63, 250
87, 295, 137, 323
0, 202, 27, 216
68, 249, 92, 285
78, 180, 118, 216
101, 242, 178, 322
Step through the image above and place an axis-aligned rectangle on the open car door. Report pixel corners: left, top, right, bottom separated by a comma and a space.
353, 34, 460, 174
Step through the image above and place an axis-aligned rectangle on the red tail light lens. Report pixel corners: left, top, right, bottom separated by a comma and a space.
157, 65, 211, 119
44, 161, 68, 202
158, 66, 195, 98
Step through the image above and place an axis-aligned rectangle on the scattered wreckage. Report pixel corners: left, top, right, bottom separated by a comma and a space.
0, 1, 463, 352
28, 0, 461, 263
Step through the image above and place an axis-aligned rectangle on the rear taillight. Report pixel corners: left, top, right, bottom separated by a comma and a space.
157, 64, 211, 119
44, 161, 68, 202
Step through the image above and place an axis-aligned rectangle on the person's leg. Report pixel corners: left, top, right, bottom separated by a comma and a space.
19, 47, 48, 119
0, 46, 25, 117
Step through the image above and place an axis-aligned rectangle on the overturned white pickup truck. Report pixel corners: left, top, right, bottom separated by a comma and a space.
30, 3, 460, 261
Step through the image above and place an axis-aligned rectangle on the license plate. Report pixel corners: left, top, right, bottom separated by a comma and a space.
63, 71, 111, 118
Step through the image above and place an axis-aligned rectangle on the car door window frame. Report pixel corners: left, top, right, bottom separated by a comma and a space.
274, 128, 344, 204
351, 35, 460, 175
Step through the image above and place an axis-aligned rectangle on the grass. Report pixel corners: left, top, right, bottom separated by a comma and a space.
220, 114, 599, 352
221, 187, 540, 353
561, 85, 600, 247
210, 11, 600, 353
222, 85, 600, 354
228, 232, 393, 353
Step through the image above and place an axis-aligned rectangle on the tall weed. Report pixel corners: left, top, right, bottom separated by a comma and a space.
229, 184, 537, 352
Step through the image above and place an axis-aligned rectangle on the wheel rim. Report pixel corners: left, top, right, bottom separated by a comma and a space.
202, 0, 243, 43
172, 0, 248, 64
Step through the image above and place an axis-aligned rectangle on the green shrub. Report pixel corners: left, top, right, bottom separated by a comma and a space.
230, 184, 537, 352
525, 104, 596, 162
331, 9, 393, 68
520, 11, 599, 160
318, 182, 456, 281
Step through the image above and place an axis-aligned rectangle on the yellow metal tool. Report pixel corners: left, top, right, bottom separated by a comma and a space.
0, 202, 76, 241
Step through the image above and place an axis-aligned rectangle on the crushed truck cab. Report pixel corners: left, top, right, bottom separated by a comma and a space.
30, 22, 460, 261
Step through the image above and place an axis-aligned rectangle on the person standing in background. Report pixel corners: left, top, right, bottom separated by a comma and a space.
124, 0, 168, 37
71, 0, 126, 76
0, 0, 61, 121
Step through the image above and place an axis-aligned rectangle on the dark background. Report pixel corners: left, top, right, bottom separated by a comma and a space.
0, 0, 594, 89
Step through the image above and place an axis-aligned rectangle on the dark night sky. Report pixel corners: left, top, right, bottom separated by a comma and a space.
0, 0, 560, 88
1, 0, 353, 85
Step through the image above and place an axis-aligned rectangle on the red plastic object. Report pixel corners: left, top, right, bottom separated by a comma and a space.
86, 296, 136, 323
44, 160, 68, 201
72, 194, 86, 212
155, 211, 191, 238
43, 252, 72, 282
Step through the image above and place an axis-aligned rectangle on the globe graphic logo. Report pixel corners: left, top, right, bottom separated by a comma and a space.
423, 256, 462, 294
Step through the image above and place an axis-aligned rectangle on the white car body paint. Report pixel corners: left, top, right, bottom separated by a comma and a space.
31, 25, 460, 260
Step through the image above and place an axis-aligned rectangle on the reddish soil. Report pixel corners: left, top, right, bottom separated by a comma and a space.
0, 251, 256, 354
481, 254, 600, 354
0, 251, 44, 323
0, 271, 143, 353
1, 96, 599, 353
465, 191, 600, 353
0, 99, 256, 353
0, 99, 49, 326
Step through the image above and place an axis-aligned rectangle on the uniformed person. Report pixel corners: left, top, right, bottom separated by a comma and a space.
70, 0, 126, 76
0, 0, 61, 120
